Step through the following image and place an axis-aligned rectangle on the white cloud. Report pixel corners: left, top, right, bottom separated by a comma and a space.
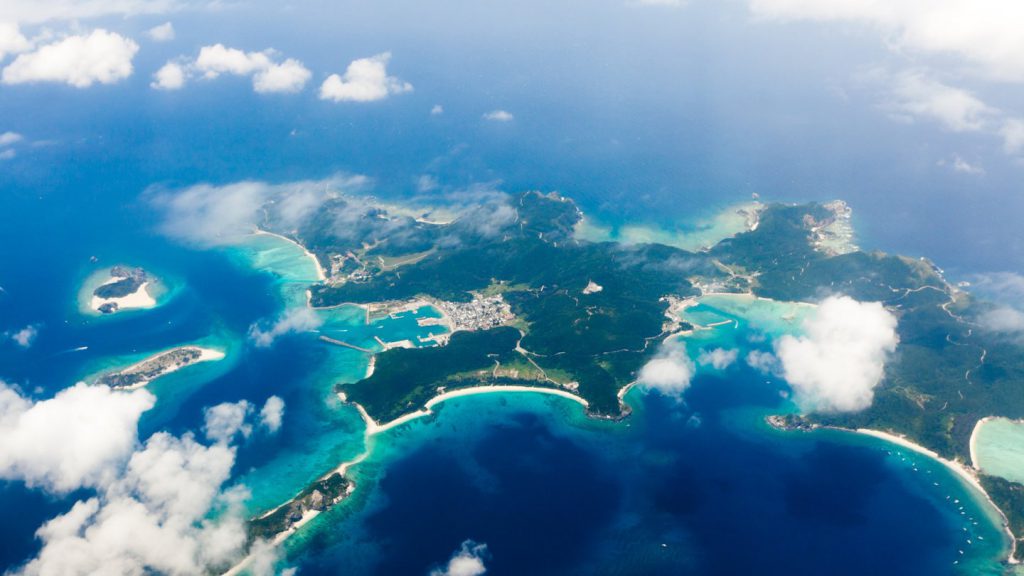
746, 349, 781, 375
9, 324, 39, 348
980, 306, 1024, 335
10, 390, 274, 575
21, 431, 249, 576
150, 175, 366, 246
885, 71, 994, 132
194, 44, 272, 78
319, 52, 412, 103
0, 22, 30, 60
941, 155, 984, 175
159, 44, 311, 94
431, 104, 444, 115
430, 540, 489, 576
970, 271, 1024, 302
748, 0, 1024, 82
0, 131, 23, 146
638, 338, 695, 397
0, 0, 186, 26
1002, 118, 1024, 154
151, 60, 185, 90
775, 296, 898, 413
203, 400, 252, 444
482, 110, 514, 122
1, 29, 138, 88
0, 148, 15, 160
0, 382, 155, 492
247, 538, 283, 576
147, 21, 175, 42
259, 396, 284, 434
248, 307, 323, 348
152, 180, 267, 244
697, 347, 739, 370
969, 272, 1024, 338
253, 58, 311, 94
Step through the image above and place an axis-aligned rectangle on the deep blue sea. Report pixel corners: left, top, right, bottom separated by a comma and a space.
1, 3, 1020, 571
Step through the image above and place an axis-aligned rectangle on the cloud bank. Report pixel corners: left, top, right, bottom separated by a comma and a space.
0, 23, 30, 60
2, 382, 275, 575
319, 52, 412, 103
776, 296, 898, 413
750, 2, 1024, 157
0, 382, 155, 493
638, 338, 695, 397
20, 431, 248, 575
0, 0, 186, 26
749, 0, 1024, 82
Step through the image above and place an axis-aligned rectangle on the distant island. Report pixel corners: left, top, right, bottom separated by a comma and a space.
235, 190, 1024, 565
89, 266, 157, 315
96, 346, 225, 390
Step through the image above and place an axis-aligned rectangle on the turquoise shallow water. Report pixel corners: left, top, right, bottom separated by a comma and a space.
974, 418, 1024, 485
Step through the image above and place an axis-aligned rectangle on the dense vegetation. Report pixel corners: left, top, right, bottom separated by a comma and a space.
93, 266, 147, 299
248, 473, 350, 541
315, 192, 707, 417
343, 327, 541, 423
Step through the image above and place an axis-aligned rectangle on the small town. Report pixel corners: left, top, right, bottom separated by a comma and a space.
430, 294, 515, 333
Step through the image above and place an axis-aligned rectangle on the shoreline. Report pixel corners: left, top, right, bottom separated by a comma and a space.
253, 229, 327, 282
90, 280, 156, 313
343, 385, 590, 438
852, 427, 1018, 564
970, 416, 995, 473
107, 346, 226, 390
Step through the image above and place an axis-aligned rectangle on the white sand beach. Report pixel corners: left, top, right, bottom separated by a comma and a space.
254, 229, 327, 282
341, 385, 589, 438
90, 280, 156, 312
855, 427, 1018, 563
970, 416, 995, 472
111, 347, 226, 390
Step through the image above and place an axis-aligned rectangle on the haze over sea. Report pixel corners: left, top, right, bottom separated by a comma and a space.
2, 1, 1023, 574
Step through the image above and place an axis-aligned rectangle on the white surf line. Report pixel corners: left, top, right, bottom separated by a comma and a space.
347, 385, 590, 437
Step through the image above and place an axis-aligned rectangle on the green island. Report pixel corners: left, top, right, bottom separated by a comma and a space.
93, 266, 147, 299
249, 190, 1024, 561
95, 346, 224, 390
248, 473, 351, 541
